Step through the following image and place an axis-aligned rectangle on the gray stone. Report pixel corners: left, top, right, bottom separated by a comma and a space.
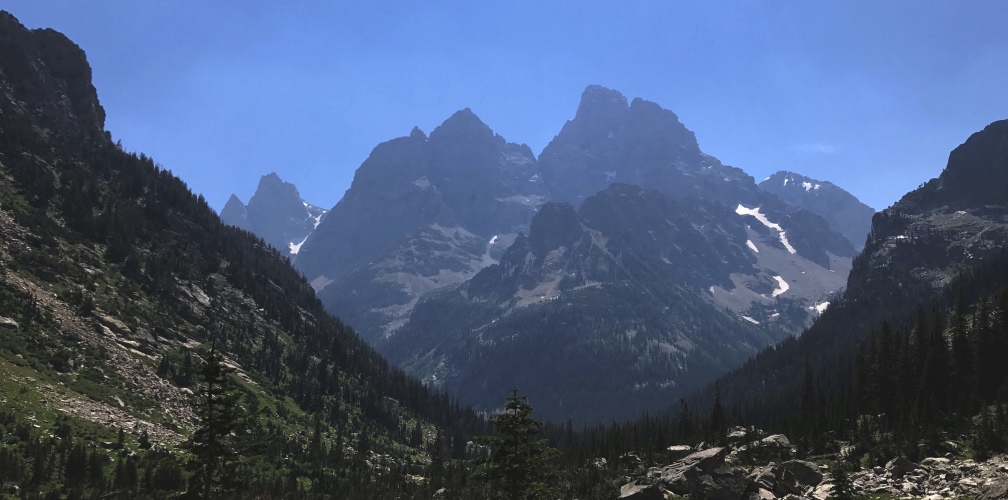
745, 487, 776, 500
728, 426, 749, 443
734, 434, 796, 464
901, 481, 922, 495
978, 480, 1008, 500
691, 466, 752, 500
667, 444, 693, 461
921, 457, 951, 469
779, 460, 824, 487
659, 447, 727, 494
887, 455, 919, 477
750, 465, 777, 490
618, 483, 663, 500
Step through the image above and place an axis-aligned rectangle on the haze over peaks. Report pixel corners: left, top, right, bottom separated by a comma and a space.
220, 172, 327, 256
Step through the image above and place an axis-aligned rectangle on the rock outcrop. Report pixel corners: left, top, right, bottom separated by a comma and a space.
620, 437, 1008, 500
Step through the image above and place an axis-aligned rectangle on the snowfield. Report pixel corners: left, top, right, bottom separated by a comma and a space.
736, 204, 797, 254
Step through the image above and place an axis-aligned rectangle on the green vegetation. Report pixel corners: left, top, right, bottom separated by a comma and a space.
474, 388, 560, 500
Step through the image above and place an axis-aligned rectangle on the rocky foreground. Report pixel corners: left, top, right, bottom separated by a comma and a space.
618, 431, 1008, 499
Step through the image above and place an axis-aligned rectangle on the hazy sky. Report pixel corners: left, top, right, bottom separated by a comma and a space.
7, 2, 1008, 212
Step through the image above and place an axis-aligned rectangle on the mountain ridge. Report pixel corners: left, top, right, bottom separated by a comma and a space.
758, 170, 875, 251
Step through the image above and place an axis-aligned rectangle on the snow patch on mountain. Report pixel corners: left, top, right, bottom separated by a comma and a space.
735, 204, 797, 254
746, 240, 759, 253
289, 236, 309, 255
771, 275, 789, 297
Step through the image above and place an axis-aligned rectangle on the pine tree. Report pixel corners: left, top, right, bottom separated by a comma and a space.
185, 342, 245, 498
475, 387, 559, 500
828, 460, 856, 500
708, 384, 727, 446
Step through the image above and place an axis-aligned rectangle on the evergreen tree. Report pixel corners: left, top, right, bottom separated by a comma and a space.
828, 460, 856, 500
708, 384, 727, 446
185, 342, 245, 498
475, 387, 559, 500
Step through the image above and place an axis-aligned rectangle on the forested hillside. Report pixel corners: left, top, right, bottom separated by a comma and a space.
0, 11, 489, 498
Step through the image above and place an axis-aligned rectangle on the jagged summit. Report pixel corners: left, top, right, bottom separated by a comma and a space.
219, 172, 326, 255
537, 85, 733, 207
250, 172, 305, 211
409, 125, 427, 140
295, 106, 545, 338
429, 107, 496, 143
219, 194, 249, 228
574, 85, 629, 123
0, 11, 105, 140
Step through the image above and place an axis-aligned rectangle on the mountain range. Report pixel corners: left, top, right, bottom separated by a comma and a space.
6, 9, 1008, 499
224, 86, 875, 422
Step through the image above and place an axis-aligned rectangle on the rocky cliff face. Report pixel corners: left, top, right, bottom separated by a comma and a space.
847, 119, 1008, 305
0, 11, 105, 143
219, 172, 327, 256
294, 110, 545, 341
759, 171, 875, 251
537, 85, 755, 207
383, 184, 799, 423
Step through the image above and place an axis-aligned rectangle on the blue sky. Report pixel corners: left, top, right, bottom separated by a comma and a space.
7, 2, 1008, 212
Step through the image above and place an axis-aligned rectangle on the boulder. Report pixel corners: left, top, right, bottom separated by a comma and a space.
744, 487, 776, 500
886, 456, 920, 478
657, 445, 729, 487
811, 482, 833, 500
749, 465, 777, 490
618, 483, 663, 500
734, 434, 796, 464
691, 466, 752, 500
728, 426, 749, 443
921, 457, 951, 469
0, 316, 17, 330
657, 446, 727, 490
978, 480, 1008, 500
779, 460, 824, 488
667, 444, 693, 461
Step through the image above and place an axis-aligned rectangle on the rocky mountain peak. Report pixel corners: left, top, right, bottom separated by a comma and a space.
528, 202, 581, 255
409, 125, 427, 140
219, 173, 326, 256
573, 84, 629, 124
219, 194, 249, 229
250, 172, 304, 211
429, 107, 496, 144
0, 11, 105, 140
538, 86, 727, 206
